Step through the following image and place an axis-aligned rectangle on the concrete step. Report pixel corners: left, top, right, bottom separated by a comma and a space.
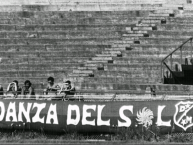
122, 50, 193, 57
104, 64, 161, 71
68, 73, 94, 77
95, 54, 118, 57
0, 24, 130, 32
158, 24, 193, 31
101, 50, 121, 55
141, 19, 161, 24
122, 33, 145, 37
148, 30, 193, 38
0, 51, 97, 57
0, 38, 118, 45
0, 44, 110, 52
93, 69, 160, 78
104, 47, 129, 51
124, 30, 148, 34
0, 63, 83, 71
0, 30, 123, 39
152, 9, 174, 14
0, 11, 150, 19
0, 17, 140, 25
122, 49, 193, 56
184, 6, 193, 10
0, 4, 162, 12
91, 57, 113, 61
0, 57, 89, 64
138, 37, 188, 45
77, 66, 97, 70
73, 69, 93, 74
113, 58, 162, 64
112, 58, 185, 65
130, 44, 190, 52
0, 70, 70, 77
86, 60, 110, 64
132, 26, 157, 31
166, 17, 193, 24
161, 4, 182, 10
14, 24, 131, 31
149, 13, 172, 17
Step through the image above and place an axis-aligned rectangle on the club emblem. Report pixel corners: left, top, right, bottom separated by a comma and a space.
174, 101, 193, 131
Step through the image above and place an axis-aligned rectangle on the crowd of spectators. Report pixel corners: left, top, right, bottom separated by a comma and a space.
0, 77, 76, 101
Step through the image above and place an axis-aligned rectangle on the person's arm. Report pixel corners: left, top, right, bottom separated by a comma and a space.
66, 86, 75, 92
21, 87, 24, 95
50, 84, 61, 91
20, 87, 25, 99
65, 86, 75, 99
27, 87, 35, 99
0, 86, 4, 97
43, 85, 49, 95
17, 87, 22, 95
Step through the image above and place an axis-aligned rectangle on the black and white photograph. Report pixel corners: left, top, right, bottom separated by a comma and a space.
0, 0, 192, 144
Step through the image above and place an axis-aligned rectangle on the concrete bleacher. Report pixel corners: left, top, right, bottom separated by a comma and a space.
0, 3, 193, 98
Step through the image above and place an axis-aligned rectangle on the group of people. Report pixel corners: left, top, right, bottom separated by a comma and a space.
0, 77, 75, 101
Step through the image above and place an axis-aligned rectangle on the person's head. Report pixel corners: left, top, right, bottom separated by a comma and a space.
10, 83, 16, 91
13, 80, 18, 86
24, 80, 31, 88
47, 77, 54, 85
63, 80, 71, 89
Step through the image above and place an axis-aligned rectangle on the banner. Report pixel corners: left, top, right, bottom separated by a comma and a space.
0, 99, 192, 133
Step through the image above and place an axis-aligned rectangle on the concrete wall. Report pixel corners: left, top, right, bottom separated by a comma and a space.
0, 0, 191, 5
166, 0, 189, 4
0, 0, 167, 5
0, 0, 192, 11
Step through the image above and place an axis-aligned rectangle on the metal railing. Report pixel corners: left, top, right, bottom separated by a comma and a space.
161, 37, 193, 84
1, 91, 193, 101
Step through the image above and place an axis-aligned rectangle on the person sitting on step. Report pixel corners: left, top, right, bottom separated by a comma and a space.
43, 77, 60, 100
21, 80, 35, 99
5, 80, 22, 98
58, 80, 75, 101
0, 85, 3, 98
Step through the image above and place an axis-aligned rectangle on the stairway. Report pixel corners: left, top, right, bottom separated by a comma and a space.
164, 64, 193, 85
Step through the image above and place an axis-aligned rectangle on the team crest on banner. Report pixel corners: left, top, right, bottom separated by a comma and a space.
174, 101, 193, 131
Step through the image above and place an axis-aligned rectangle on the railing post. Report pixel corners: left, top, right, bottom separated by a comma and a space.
191, 38, 193, 60
180, 46, 182, 64
161, 62, 163, 83
170, 55, 173, 70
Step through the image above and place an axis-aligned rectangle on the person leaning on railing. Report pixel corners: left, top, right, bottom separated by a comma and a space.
0, 84, 3, 98
21, 80, 35, 99
5, 80, 22, 98
43, 77, 61, 100
58, 80, 75, 101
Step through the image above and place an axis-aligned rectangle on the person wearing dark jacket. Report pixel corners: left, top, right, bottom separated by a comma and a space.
21, 80, 35, 99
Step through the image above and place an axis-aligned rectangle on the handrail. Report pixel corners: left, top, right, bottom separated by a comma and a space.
163, 62, 179, 84
161, 37, 192, 63
161, 37, 193, 84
